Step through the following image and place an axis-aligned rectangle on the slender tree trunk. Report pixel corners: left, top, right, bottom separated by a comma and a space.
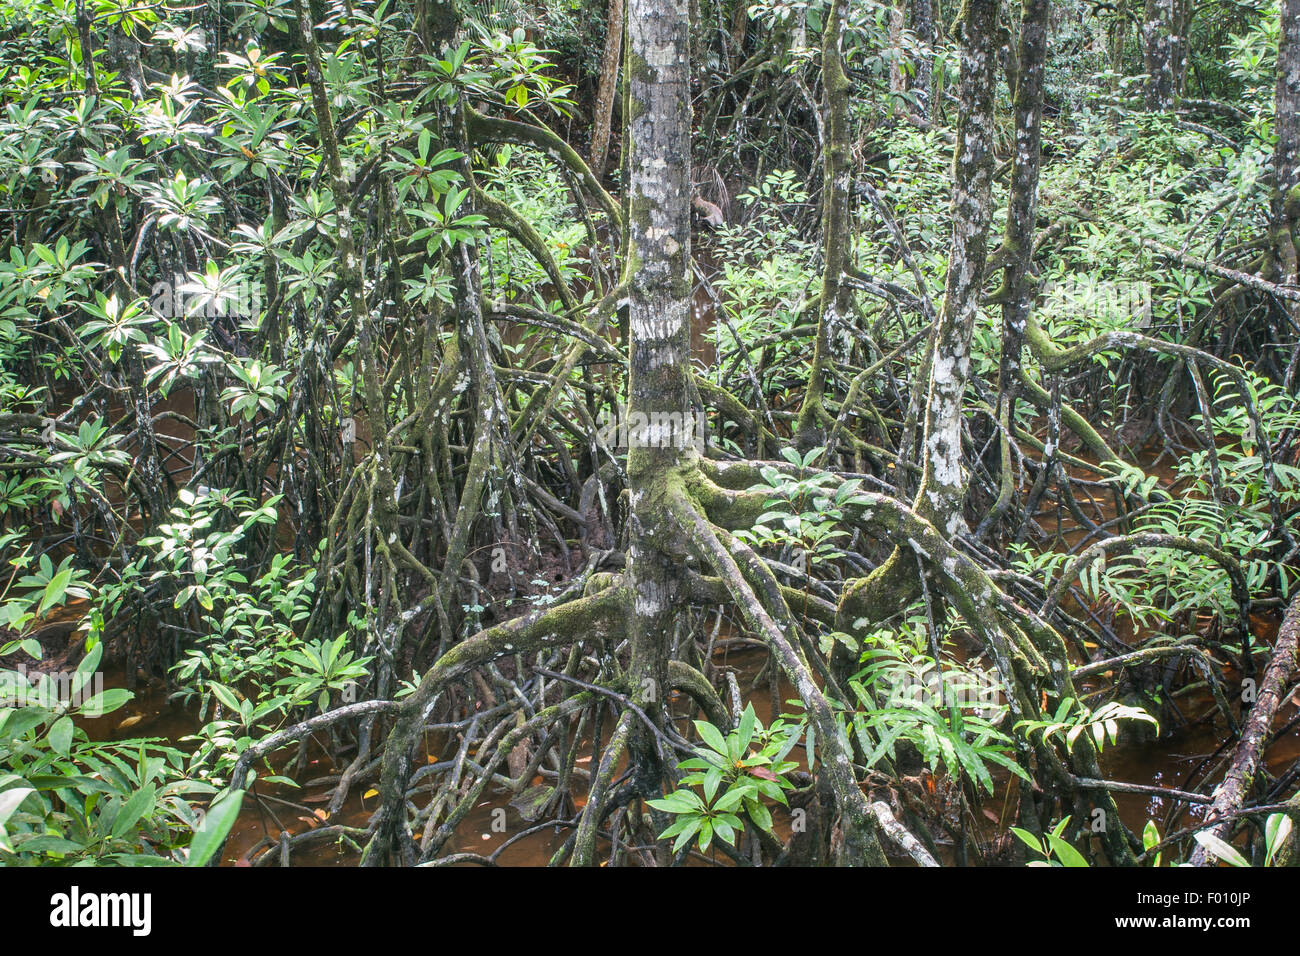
1142, 0, 1175, 109
889, 0, 908, 109
911, 0, 936, 113
978, 0, 1049, 538
590, 0, 624, 178
795, 0, 853, 449
836, 0, 1001, 627
622, 0, 696, 807
730, 0, 749, 68
1274, 0, 1300, 282
915, 0, 1000, 537
1171, 0, 1192, 97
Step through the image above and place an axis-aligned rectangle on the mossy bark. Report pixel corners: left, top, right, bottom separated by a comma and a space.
979, 0, 1048, 538
619, 0, 698, 824
795, 0, 853, 451
1142, 0, 1176, 110
1273, 0, 1300, 282
913, 0, 999, 538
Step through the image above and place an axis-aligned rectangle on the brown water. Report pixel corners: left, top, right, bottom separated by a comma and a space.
28, 303, 1298, 865
37, 430, 1299, 865
60, 612, 1295, 868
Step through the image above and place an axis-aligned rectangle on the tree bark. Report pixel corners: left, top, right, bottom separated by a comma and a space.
978, 0, 1049, 538
590, 0, 625, 179
1142, 0, 1176, 109
621, 0, 697, 816
795, 0, 854, 449
1273, 0, 1300, 282
910, 0, 936, 113
914, 0, 1000, 536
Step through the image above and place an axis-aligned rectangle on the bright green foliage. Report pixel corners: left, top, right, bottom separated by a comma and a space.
649, 704, 798, 854
1011, 816, 1091, 867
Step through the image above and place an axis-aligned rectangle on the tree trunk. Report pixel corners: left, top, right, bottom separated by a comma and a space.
889, 0, 907, 109
621, 0, 697, 818
796, 0, 853, 449
590, 0, 625, 179
911, 0, 936, 113
1142, 0, 1175, 109
1171, 0, 1192, 98
1274, 0, 1300, 282
915, 0, 1000, 536
978, 0, 1049, 538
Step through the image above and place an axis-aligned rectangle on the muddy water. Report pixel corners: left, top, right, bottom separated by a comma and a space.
76, 627, 1296, 867
48, 571, 1298, 867
44, 437, 1300, 865
32, 311, 1299, 863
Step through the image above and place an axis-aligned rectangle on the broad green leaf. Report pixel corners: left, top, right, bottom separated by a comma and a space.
0, 787, 34, 828
187, 790, 245, 866
48, 715, 74, 756
1194, 831, 1249, 867
112, 784, 156, 839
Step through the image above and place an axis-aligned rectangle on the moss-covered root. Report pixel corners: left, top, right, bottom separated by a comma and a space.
570, 710, 634, 866
419, 693, 596, 863
671, 491, 888, 866
695, 471, 1140, 864
361, 586, 626, 866
836, 546, 922, 636
667, 659, 730, 729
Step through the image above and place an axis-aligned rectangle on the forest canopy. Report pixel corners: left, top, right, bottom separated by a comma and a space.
0, 0, 1297, 872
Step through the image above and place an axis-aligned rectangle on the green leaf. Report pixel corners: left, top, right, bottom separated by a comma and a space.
746, 798, 773, 832
698, 818, 713, 852
187, 790, 245, 866
209, 682, 241, 711
670, 818, 701, 854
693, 720, 727, 756
1193, 831, 1250, 867
112, 784, 156, 839
645, 790, 700, 814
37, 567, 72, 614
703, 767, 722, 802
737, 704, 756, 748
714, 787, 745, 813
1142, 819, 1160, 851
1009, 826, 1044, 856
17, 835, 85, 855
78, 688, 132, 717
47, 715, 74, 756
1264, 813, 1293, 867
1045, 832, 1089, 867
0, 787, 34, 828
